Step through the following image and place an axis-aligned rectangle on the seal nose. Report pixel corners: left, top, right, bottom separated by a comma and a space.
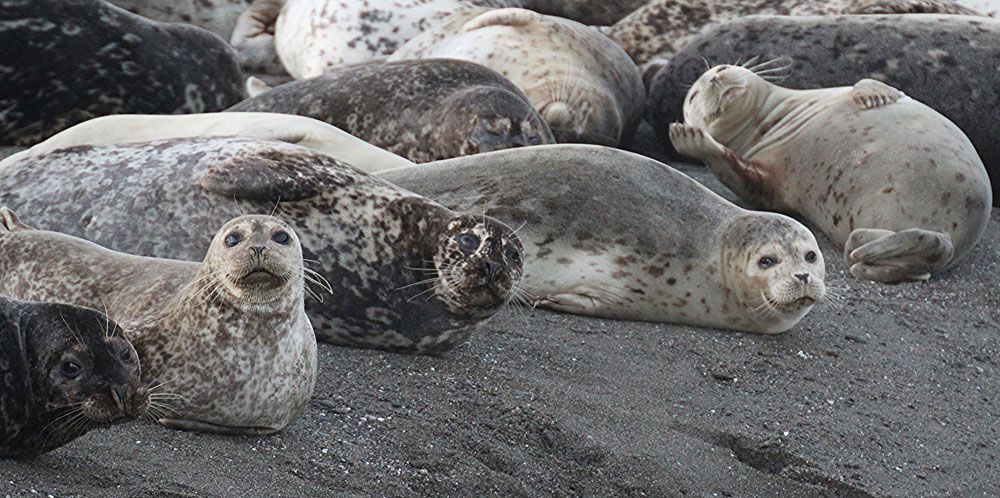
795, 273, 810, 284
251, 245, 265, 261
479, 259, 502, 282
111, 386, 128, 412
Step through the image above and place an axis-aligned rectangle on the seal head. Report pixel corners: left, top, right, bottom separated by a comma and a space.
433, 86, 552, 158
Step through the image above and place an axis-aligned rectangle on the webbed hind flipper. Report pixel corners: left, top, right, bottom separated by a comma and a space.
845, 228, 954, 283
230, 0, 285, 74
199, 148, 357, 202
851, 79, 904, 110
159, 418, 280, 436
847, 0, 981, 15
0, 207, 34, 232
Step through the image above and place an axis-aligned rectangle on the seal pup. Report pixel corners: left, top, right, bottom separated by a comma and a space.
0, 297, 147, 458
2, 113, 415, 172
389, 8, 645, 146
0, 137, 524, 354
646, 14, 1000, 205
669, 65, 992, 283
380, 145, 827, 334
0, 211, 317, 435
228, 59, 554, 163
0, 0, 245, 146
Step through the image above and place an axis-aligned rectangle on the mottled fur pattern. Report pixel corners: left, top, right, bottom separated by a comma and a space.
0, 213, 316, 434
107, 0, 253, 38
381, 145, 825, 334
0, 137, 523, 354
0, 296, 147, 458
228, 59, 554, 162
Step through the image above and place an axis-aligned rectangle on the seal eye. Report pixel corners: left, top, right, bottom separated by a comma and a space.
527, 135, 542, 146
272, 231, 291, 245
805, 251, 817, 263
224, 232, 243, 248
119, 346, 133, 364
61, 361, 82, 379
504, 245, 521, 263
457, 234, 480, 251
757, 256, 777, 270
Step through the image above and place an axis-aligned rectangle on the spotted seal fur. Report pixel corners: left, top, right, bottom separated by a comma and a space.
0, 137, 524, 354
0, 211, 317, 435
228, 59, 554, 163
381, 145, 827, 334
107, 0, 252, 39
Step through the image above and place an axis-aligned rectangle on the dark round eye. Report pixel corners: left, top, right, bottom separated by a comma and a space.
61, 361, 82, 379
457, 233, 480, 251
272, 231, 291, 245
805, 251, 817, 263
527, 135, 542, 146
224, 232, 243, 247
119, 346, 133, 364
757, 256, 777, 270
504, 245, 521, 262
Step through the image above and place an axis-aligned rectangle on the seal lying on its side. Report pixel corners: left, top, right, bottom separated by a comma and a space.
1, 113, 415, 172
228, 59, 554, 163
0, 296, 147, 458
0, 0, 245, 146
669, 65, 992, 283
0, 137, 524, 354
381, 145, 826, 334
0, 212, 317, 435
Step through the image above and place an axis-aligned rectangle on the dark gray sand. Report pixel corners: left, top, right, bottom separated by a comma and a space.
1, 145, 998, 497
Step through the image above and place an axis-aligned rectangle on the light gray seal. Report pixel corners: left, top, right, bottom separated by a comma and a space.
0, 137, 524, 354
381, 145, 827, 334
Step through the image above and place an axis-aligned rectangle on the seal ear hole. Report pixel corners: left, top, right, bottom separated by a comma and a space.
271, 231, 291, 245
457, 233, 481, 252
805, 251, 818, 263
757, 256, 778, 270
224, 232, 244, 248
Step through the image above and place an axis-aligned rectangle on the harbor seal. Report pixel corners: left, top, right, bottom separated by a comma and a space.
646, 14, 1000, 205
389, 8, 645, 146
107, 0, 252, 39
0, 211, 317, 435
2, 112, 415, 172
0, 0, 245, 146
380, 145, 827, 334
0, 137, 524, 354
516, 0, 648, 25
0, 297, 148, 458
227, 59, 554, 163
669, 65, 991, 282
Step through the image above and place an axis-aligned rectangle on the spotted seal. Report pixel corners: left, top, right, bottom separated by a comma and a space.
228, 59, 554, 163
669, 65, 991, 282
0, 0, 245, 146
107, 0, 252, 39
389, 8, 644, 146
0, 296, 147, 458
2, 112, 415, 172
0, 211, 317, 435
0, 137, 524, 354
646, 14, 1000, 205
380, 145, 826, 334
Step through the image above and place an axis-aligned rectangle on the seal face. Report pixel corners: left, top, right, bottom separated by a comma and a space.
670, 64, 992, 283
0, 137, 524, 354
380, 144, 826, 334
228, 59, 554, 162
0, 297, 147, 459
646, 14, 1000, 205
0, 0, 245, 146
0, 212, 317, 435
389, 8, 645, 146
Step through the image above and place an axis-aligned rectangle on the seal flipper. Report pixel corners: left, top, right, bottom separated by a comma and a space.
669, 123, 775, 208
463, 8, 542, 32
0, 207, 34, 232
245, 76, 273, 98
230, 0, 286, 75
158, 418, 279, 436
851, 79, 903, 110
846, 0, 981, 15
845, 228, 954, 283
199, 150, 356, 202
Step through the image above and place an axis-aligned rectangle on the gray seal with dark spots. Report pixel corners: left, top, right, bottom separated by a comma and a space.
380, 144, 827, 334
0, 0, 245, 146
0, 211, 317, 435
646, 14, 1000, 205
0, 296, 148, 459
228, 59, 554, 163
0, 137, 524, 354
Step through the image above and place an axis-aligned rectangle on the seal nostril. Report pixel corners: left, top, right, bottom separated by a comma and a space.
795, 273, 809, 283
480, 259, 502, 281
251, 246, 265, 259
111, 386, 127, 412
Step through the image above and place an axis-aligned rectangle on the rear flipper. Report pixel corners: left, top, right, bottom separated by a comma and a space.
230, 0, 286, 75
0, 207, 34, 232
844, 228, 954, 283
846, 0, 982, 15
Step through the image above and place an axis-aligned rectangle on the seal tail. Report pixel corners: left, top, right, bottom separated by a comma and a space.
844, 228, 954, 283
0, 207, 33, 233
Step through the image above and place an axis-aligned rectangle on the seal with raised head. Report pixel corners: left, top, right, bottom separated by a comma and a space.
2, 112, 415, 172
0, 211, 317, 435
646, 14, 1000, 205
389, 8, 645, 146
380, 145, 827, 334
0, 0, 245, 146
669, 64, 992, 282
0, 296, 148, 458
0, 137, 524, 354
228, 59, 554, 163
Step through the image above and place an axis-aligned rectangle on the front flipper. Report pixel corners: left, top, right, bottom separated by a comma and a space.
230, 0, 286, 75
845, 228, 954, 283
846, 0, 981, 15
159, 418, 280, 436
0, 207, 34, 232
199, 148, 357, 202
851, 79, 903, 110
669, 123, 775, 208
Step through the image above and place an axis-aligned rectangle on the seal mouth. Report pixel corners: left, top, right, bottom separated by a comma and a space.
777, 295, 817, 310
239, 268, 281, 286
